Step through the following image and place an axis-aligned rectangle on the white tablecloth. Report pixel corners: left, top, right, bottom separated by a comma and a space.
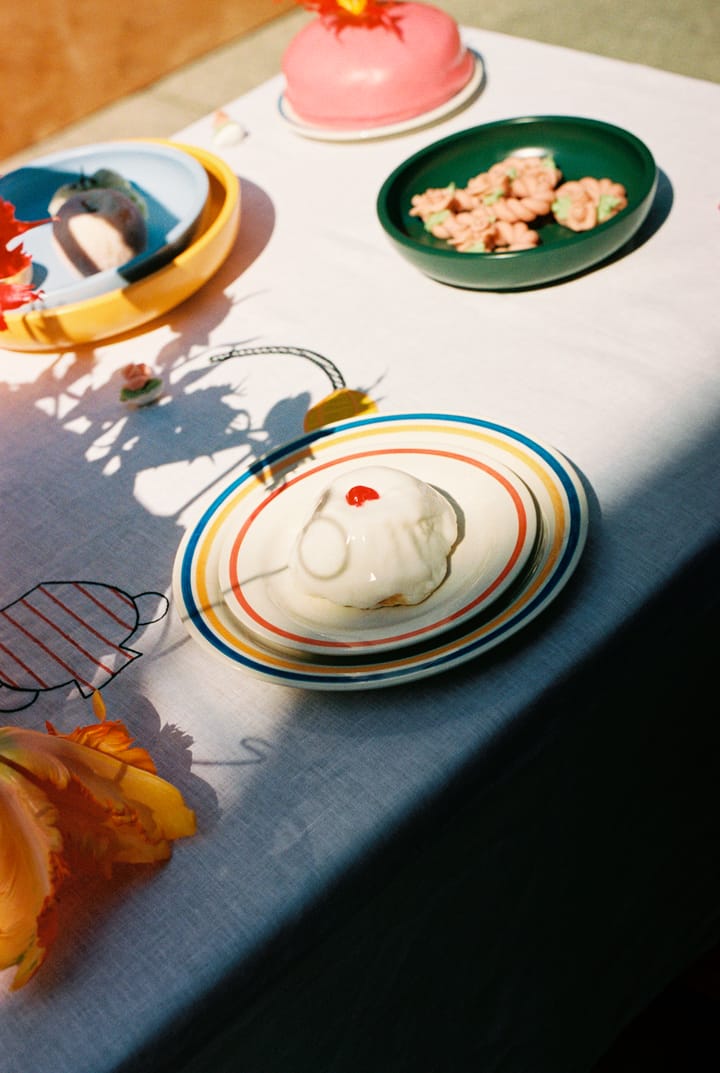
1, 27, 719, 1073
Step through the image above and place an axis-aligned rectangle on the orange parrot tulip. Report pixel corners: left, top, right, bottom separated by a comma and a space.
295, 0, 388, 18
0, 693, 196, 990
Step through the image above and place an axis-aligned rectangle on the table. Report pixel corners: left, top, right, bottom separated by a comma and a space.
1, 27, 719, 1073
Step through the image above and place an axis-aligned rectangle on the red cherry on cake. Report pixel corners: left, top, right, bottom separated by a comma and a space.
52, 187, 147, 275
346, 485, 380, 506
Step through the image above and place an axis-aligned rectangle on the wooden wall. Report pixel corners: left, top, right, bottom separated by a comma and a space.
0, 0, 296, 160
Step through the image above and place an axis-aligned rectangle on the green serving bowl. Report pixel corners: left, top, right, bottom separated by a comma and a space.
376, 115, 658, 290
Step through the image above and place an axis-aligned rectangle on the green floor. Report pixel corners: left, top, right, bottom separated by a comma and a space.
445, 0, 719, 82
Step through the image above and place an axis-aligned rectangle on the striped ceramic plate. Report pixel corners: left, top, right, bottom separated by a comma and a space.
172, 413, 588, 690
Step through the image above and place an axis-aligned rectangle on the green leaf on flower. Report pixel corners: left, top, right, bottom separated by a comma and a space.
552, 195, 571, 220
597, 194, 623, 222
424, 209, 451, 232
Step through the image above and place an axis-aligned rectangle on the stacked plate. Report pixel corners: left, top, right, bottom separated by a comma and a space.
0, 139, 240, 350
173, 413, 589, 690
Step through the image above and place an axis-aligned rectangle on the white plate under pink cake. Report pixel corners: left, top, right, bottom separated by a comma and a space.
280, 1, 483, 138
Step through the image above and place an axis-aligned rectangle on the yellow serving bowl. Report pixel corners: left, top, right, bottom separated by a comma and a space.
0, 139, 240, 352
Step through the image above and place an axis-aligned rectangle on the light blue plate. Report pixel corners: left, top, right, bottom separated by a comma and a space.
0, 140, 209, 309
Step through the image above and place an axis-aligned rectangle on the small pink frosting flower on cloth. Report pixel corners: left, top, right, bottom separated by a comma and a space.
120, 363, 164, 406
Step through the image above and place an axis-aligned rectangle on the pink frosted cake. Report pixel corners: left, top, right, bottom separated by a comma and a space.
282, 1, 475, 130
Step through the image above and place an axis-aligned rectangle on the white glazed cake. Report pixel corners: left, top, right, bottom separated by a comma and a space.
49, 167, 149, 218
289, 465, 458, 608
52, 188, 147, 275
